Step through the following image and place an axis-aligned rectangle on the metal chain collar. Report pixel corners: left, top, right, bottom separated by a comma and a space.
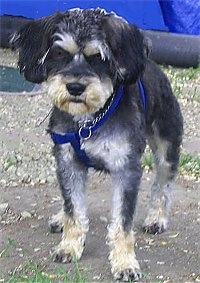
78, 93, 115, 140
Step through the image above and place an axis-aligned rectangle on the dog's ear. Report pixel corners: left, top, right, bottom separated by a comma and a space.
10, 16, 58, 83
102, 14, 148, 84
143, 36, 152, 58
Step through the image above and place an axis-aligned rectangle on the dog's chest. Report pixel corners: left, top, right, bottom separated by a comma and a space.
81, 132, 131, 171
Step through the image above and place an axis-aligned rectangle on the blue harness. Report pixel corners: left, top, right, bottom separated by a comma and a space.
51, 80, 146, 167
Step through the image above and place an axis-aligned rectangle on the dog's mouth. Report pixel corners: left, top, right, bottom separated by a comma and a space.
69, 97, 85, 104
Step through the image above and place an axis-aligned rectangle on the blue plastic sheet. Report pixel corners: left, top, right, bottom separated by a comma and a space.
1, 0, 199, 35
1, 0, 167, 30
159, 0, 200, 35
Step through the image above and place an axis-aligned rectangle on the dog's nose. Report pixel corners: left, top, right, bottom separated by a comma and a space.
66, 83, 86, 96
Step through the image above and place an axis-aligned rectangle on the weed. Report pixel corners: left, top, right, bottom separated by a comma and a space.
179, 153, 200, 177
142, 151, 200, 178
140, 270, 162, 283
162, 66, 200, 102
4, 156, 17, 170
0, 238, 16, 258
2, 259, 87, 283
142, 152, 154, 170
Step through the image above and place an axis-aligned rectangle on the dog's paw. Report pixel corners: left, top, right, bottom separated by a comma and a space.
113, 268, 142, 282
109, 244, 141, 282
48, 220, 63, 233
48, 211, 63, 233
108, 227, 141, 282
143, 212, 168, 234
143, 222, 166, 234
51, 236, 85, 264
51, 247, 73, 263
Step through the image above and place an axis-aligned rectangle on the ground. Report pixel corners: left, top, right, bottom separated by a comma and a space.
0, 49, 200, 282
1, 173, 200, 283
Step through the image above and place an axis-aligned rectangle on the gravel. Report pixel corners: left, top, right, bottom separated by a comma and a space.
0, 48, 199, 188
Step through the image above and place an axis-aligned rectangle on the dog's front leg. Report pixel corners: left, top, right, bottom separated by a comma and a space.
51, 144, 89, 263
108, 165, 142, 282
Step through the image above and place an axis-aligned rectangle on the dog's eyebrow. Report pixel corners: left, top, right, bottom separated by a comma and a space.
83, 40, 108, 60
38, 48, 50, 65
53, 32, 79, 54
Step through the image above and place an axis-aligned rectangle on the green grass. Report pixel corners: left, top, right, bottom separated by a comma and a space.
162, 65, 200, 81
2, 260, 87, 283
142, 152, 200, 178
162, 66, 200, 102
0, 238, 16, 258
174, 66, 200, 80
140, 270, 163, 283
4, 156, 17, 170
1, 262, 165, 283
179, 153, 200, 177
142, 152, 154, 170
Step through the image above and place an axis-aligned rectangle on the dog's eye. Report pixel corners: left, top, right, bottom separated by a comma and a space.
54, 48, 67, 58
86, 53, 102, 64
56, 49, 65, 57
92, 53, 102, 60
49, 47, 72, 61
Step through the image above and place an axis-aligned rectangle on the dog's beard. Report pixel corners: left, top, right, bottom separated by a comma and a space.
47, 75, 113, 115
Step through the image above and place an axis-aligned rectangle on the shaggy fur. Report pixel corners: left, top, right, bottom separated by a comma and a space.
11, 8, 183, 281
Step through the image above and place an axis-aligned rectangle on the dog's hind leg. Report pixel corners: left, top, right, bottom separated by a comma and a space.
49, 209, 64, 233
143, 126, 182, 234
51, 144, 89, 263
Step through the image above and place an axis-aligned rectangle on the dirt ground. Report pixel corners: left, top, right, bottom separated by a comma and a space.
1, 170, 200, 282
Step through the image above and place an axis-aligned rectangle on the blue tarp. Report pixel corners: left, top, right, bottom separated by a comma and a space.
159, 0, 200, 35
1, 0, 200, 35
0, 0, 168, 31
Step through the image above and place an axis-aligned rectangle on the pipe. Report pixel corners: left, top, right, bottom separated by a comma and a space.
142, 30, 200, 68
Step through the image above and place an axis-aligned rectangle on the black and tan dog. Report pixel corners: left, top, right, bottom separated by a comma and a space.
11, 8, 183, 281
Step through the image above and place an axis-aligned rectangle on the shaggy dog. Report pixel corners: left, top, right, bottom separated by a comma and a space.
11, 8, 183, 281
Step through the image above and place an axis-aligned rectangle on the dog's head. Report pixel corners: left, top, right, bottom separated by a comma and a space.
11, 8, 148, 115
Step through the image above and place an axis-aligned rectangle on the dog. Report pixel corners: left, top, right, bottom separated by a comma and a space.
11, 8, 183, 281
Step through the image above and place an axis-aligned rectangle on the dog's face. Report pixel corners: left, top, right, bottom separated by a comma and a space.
11, 8, 148, 115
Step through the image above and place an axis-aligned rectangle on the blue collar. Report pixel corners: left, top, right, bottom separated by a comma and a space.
51, 80, 146, 167
138, 79, 146, 110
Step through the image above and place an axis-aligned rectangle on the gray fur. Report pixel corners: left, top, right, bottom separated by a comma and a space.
11, 8, 183, 281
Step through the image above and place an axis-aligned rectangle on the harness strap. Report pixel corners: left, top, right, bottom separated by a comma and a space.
138, 79, 146, 110
51, 130, 92, 166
